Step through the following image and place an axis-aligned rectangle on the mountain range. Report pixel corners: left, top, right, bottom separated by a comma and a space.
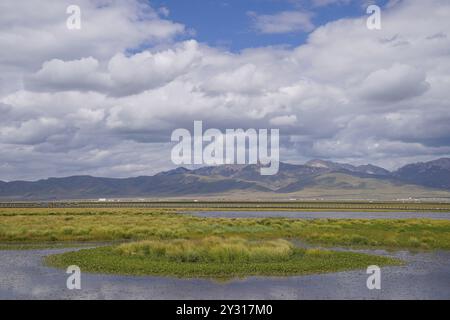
1, 158, 450, 201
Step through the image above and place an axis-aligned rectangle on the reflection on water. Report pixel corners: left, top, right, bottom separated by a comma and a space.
0, 248, 449, 300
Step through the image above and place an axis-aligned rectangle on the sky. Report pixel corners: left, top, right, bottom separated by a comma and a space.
0, 0, 449, 181
149, 0, 389, 51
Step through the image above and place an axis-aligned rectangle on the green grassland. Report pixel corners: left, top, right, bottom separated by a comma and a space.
0, 208, 449, 249
0, 207, 448, 278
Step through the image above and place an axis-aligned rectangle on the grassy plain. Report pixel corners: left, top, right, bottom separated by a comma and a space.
0, 208, 449, 250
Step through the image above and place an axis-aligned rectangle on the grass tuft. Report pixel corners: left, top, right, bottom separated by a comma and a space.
115, 237, 295, 263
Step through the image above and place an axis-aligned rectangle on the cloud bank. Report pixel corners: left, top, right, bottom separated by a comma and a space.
0, 0, 450, 180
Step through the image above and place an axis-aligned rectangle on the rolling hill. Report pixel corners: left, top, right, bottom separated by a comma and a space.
0, 158, 450, 201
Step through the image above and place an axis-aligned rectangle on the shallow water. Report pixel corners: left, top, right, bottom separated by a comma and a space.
0, 248, 449, 300
188, 211, 450, 220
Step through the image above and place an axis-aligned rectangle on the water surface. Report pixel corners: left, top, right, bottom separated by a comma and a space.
188, 211, 450, 220
0, 248, 449, 300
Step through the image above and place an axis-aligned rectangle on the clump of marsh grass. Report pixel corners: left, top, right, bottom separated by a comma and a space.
116, 237, 295, 263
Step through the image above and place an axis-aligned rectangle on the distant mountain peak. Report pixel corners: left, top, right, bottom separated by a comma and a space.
1, 158, 449, 201
306, 159, 332, 168
305, 160, 390, 176
426, 158, 450, 170
397, 158, 450, 171
156, 167, 191, 176
395, 157, 450, 189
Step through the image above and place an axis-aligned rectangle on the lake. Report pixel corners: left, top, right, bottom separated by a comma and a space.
187, 211, 450, 220
0, 248, 449, 300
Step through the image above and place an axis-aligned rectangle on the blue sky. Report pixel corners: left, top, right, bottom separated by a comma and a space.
150, 0, 390, 51
1, 0, 449, 180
